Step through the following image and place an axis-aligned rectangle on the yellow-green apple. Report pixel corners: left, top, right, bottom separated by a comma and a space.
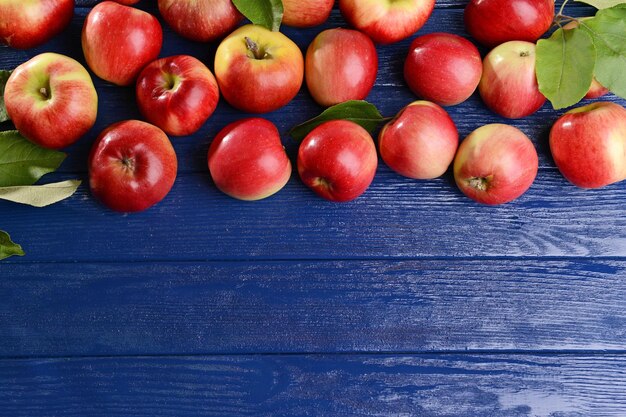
454, 124, 538, 205
298, 120, 378, 202
404, 33, 482, 106
136, 55, 219, 137
549, 102, 626, 189
0, 0, 73, 49
208, 118, 291, 201
82, 1, 163, 86
479, 41, 546, 119
158, 0, 242, 42
464, 0, 555, 48
4, 53, 97, 149
378, 101, 458, 179
214, 25, 303, 113
305, 28, 378, 107
339, 0, 435, 44
283, 0, 334, 27
89, 120, 177, 212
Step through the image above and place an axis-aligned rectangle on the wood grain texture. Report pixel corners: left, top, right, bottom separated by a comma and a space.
1, 259, 625, 357
1, 354, 625, 416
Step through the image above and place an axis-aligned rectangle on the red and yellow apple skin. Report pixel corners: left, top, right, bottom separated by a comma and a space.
479, 41, 546, 119
464, 0, 555, 48
215, 25, 304, 114
298, 120, 378, 202
4, 53, 98, 149
0, 0, 73, 49
89, 120, 178, 213
283, 0, 334, 28
136, 55, 219, 137
157, 0, 242, 42
82, 1, 163, 86
404, 33, 482, 107
454, 124, 538, 205
379, 101, 459, 179
339, 0, 435, 44
208, 118, 291, 201
305, 28, 378, 107
549, 102, 626, 189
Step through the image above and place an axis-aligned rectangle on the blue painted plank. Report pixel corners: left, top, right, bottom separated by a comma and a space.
1, 354, 625, 416
1, 259, 624, 357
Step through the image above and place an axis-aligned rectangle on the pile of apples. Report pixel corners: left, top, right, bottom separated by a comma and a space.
1, 0, 625, 211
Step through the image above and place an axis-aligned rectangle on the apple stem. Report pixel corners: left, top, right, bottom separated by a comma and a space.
468, 177, 489, 192
245, 37, 270, 60
39, 87, 49, 99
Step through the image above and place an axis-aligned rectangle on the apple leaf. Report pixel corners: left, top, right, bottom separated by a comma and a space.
0, 130, 67, 187
0, 70, 12, 123
289, 100, 387, 141
575, 0, 626, 9
581, 10, 626, 98
232, 0, 283, 31
536, 27, 596, 109
0, 179, 81, 207
0, 230, 24, 260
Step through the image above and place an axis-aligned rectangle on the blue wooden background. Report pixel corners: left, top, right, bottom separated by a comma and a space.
2, 0, 626, 415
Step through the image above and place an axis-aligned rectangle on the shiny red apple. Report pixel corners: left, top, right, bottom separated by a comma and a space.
89, 120, 178, 212
158, 0, 242, 42
454, 123, 538, 205
305, 28, 378, 107
82, 1, 163, 86
464, 0, 555, 48
136, 55, 219, 137
550, 102, 626, 189
208, 118, 292, 201
379, 101, 458, 179
282, 0, 334, 27
0, 0, 73, 49
298, 120, 378, 202
4, 53, 98, 149
404, 33, 482, 106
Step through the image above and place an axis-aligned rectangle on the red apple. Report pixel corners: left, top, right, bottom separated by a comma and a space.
214, 24, 304, 113
305, 28, 378, 107
549, 102, 626, 189
89, 120, 177, 212
113, 0, 139, 4
4, 53, 98, 149
454, 124, 538, 205
208, 118, 291, 201
158, 0, 242, 42
464, 0, 555, 48
298, 120, 378, 202
339, 0, 435, 44
82, 1, 163, 86
136, 55, 219, 137
283, 0, 334, 28
479, 41, 546, 119
0, 0, 73, 49
404, 33, 482, 106
378, 101, 458, 179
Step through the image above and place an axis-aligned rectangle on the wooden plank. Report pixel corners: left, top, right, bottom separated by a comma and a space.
1, 354, 625, 416
1, 259, 624, 357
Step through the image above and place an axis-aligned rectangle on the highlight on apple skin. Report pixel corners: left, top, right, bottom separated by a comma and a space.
208, 118, 292, 201
4, 52, 98, 149
157, 0, 242, 42
404, 33, 483, 107
379, 101, 459, 180
282, 0, 334, 28
549, 102, 626, 189
454, 123, 539, 205
479, 41, 546, 119
298, 120, 378, 202
214, 24, 304, 114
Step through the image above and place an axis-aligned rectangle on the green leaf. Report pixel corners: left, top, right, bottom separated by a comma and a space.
232, 0, 283, 31
289, 100, 386, 141
0, 70, 12, 123
595, 3, 626, 19
536, 27, 596, 109
0, 179, 81, 207
0, 230, 24, 260
575, 0, 626, 9
582, 12, 626, 98
0, 130, 66, 187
